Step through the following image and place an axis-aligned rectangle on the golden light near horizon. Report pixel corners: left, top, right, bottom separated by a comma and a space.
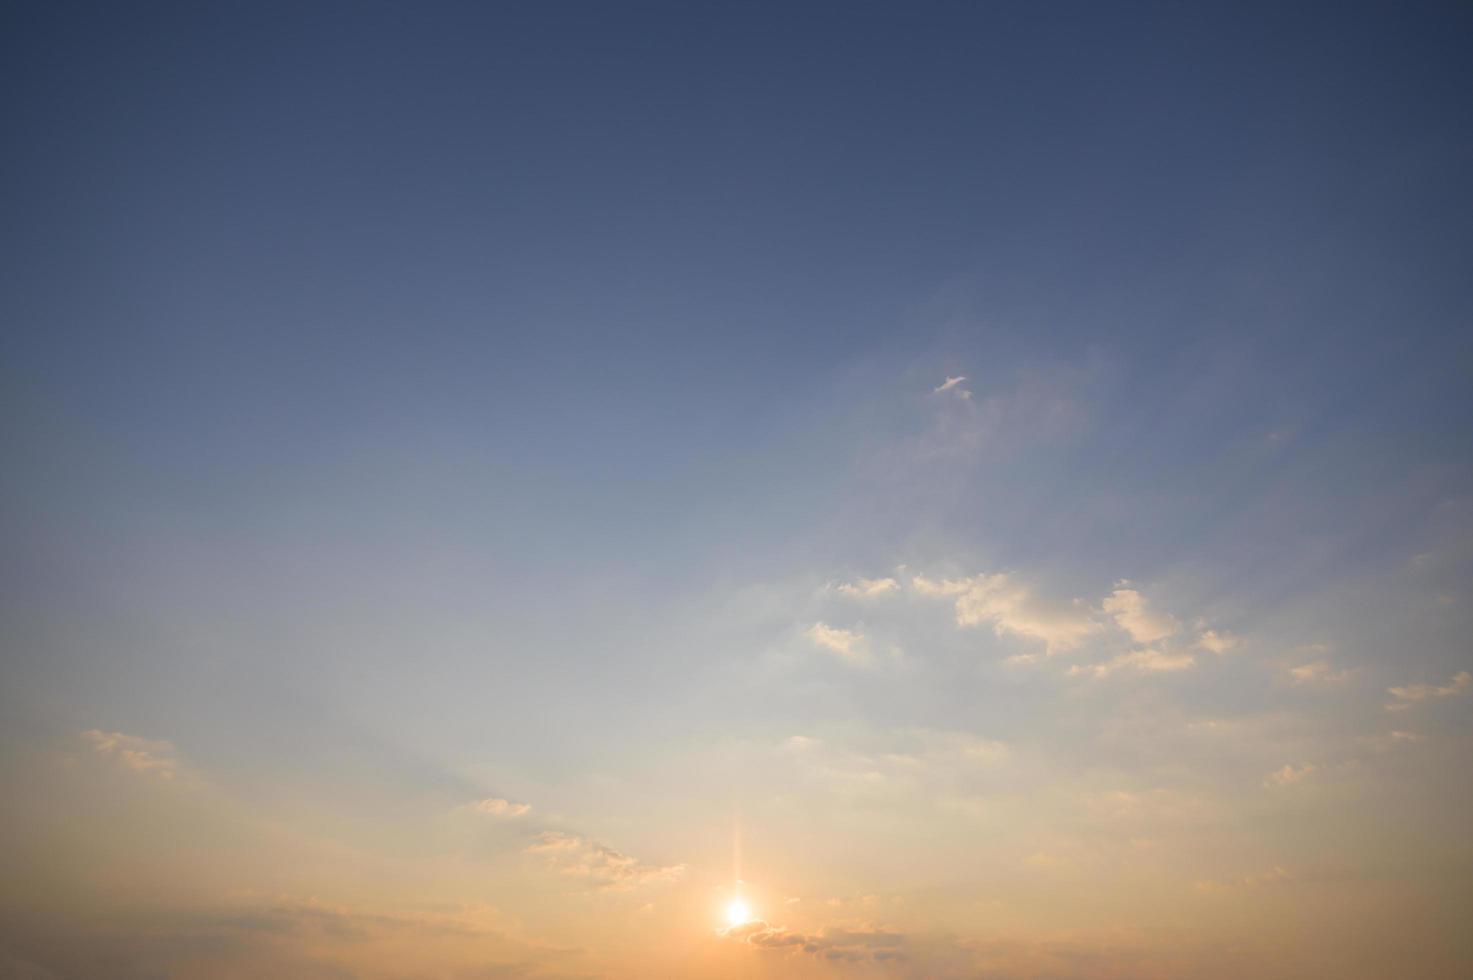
724, 897, 752, 928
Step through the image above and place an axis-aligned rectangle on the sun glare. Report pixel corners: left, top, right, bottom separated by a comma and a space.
724, 897, 751, 928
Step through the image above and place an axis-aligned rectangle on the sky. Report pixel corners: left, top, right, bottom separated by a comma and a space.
2, 2, 1472, 977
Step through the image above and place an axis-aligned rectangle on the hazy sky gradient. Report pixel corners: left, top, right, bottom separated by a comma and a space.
3, 2, 1472, 977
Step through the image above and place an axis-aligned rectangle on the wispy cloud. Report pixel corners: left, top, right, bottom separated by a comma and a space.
1288, 660, 1350, 685
722, 920, 906, 964
913, 572, 1099, 653
1102, 584, 1179, 644
1264, 763, 1316, 787
525, 832, 684, 891
1069, 648, 1195, 678
806, 622, 869, 664
1196, 629, 1239, 654
833, 576, 899, 598
1385, 670, 1470, 711
1195, 866, 1292, 893
81, 729, 181, 780
468, 797, 531, 817
932, 375, 970, 398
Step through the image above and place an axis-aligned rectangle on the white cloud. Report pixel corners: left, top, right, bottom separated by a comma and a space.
833, 577, 899, 598
469, 797, 531, 817
933, 375, 970, 398
806, 622, 869, 664
525, 832, 684, 891
913, 572, 1099, 653
81, 729, 180, 780
1196, 629, 1239, 654
1264, 763, 1316, 787
1069, 648, 1195, 678
1386, 670, 1470, 711
1102, 585, 1179, 644
1288, 660, 1350, 685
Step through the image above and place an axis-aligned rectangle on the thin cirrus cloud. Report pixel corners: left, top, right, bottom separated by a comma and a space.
81, 729, 181, 780
1385, 670, 1471, 711
524, 832, 685, 891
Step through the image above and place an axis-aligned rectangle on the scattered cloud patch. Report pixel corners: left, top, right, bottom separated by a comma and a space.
525, 832, 684, 891
1195, 866, 1291, 893
1070, 649, 1195, 678
1103, 585, 1179, 644
1386, 671, 1470, 711
722, 920, 906, 964
470, 797, 531, 818
1264, 763, 1316, 787
932, 375, 971, 398
81, 729, 180, 780
833, 577, 899, 598
1196, 630, 1239, 654
1289, 660, 1350, 685
913, 572, 1099, 653
805, 622, 869, 664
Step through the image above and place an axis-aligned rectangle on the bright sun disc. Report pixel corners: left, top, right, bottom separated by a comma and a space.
725, 898, 751, 927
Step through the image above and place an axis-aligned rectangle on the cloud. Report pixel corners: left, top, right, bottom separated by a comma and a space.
1102, 585, 1179, 644
470, 798, 532, 818
1288, 660, 1350, 685
0, 897, 555, 980
1264, 763, 1316, 787
1196, 629, 1239, 654
80, 730, 180, 780
524, 833, 684, 891
833, 577, 899, 598
1385, 670, 1471, 711
1069, 649, 1196, 679
932, 375, 970, 398
806, 622, 869, 664
1194, 866, 1292, 893
777, 730, 1008, 808
721, 920, 905, 964
912, 572, 1099, 653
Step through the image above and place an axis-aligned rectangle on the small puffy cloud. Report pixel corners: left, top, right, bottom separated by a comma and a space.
1069, 648, 1195, 679
1102, 585, 1179, 644
806, 622, 868, 664
933, 375, 970, 398
81, 729, 180, 780
1197, 629, 1239, 654
913, 572, 1099, 653
469, 797, 531, 818
1264, 763, 1316, 787
1386, 670, 1471, 711
833, 576, 899, 598
525, 832, 684, 891
1288, 660, 1350, 685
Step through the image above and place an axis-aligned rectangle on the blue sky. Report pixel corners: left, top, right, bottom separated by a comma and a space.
2, 3, 1472, 977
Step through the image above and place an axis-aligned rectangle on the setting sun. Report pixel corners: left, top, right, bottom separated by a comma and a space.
724, 898, 752, 928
